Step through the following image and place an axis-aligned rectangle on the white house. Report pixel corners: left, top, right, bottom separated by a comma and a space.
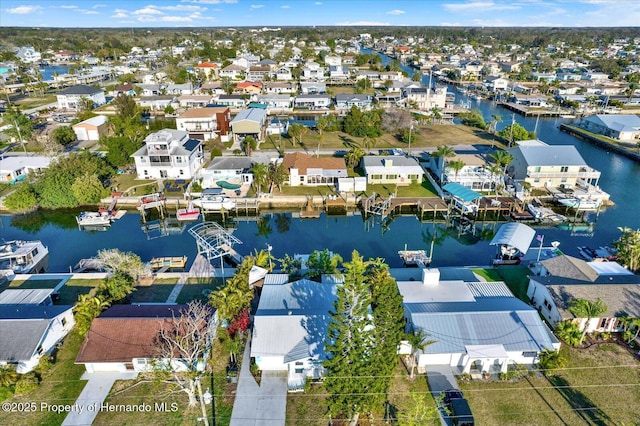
395, 267, 560, 376
580, 114, 640, 142
484, 76, 510, 92
404, 86, 447, 110
251, 274, 337, 389
131, 129, 204, 180
199, 156, 255, 188
257, 94, 293, 112
0, 305, 75, 373
293, 94, 331, 110
302, 61, 325, 80
56, 85, 106, 110
527, 255, 640, 332
72, 115, 108, 141
0, 155, 51, 184
361, 155, 424, 185
15, 47, 41, 64
282, 152, 348, 187
300, 82, 327, 94
440, 153, 500, 192
75, 304, 217, 374
334, 94, 373, 110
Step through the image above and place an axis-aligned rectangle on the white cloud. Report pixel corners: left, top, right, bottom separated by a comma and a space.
315, 2, 323, 4
336, 21, 390, 26
132, 7, 164, 15
387, 9, 405, 15
160, 5, 207, 12
444, 1, 520, 12
250, 4, 264, 9
111, 9, 128, 18
281, 4, 290, 9
92, 4, 107, 8
180, 0, 237, 3
80, 10, 99, 14
60, 5, 78, 9
6, 5, 43, 14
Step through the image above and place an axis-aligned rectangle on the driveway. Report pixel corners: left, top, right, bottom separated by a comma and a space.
426, 366, 460, 426
61, 371, 138, 426
230, 334, 288, 426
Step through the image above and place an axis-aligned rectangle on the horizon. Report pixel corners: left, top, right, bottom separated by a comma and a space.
1, 0, 639, 29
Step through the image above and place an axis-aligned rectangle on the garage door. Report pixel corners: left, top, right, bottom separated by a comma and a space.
74, 127, 88, 140
88, 129, 100, 140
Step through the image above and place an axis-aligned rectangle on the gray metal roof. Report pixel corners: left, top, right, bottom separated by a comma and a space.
207, 157, 254, 171
509, 144, 588, 167
361, 155, 424, 175
257, 278, 336, 315
0, 304, 73, 319
0, 289, 54, 305
585, 114, 640, 132
0, 320, 50, 361
231, 108, 267, 123
489, 223, 536, 254
59, 85, 103, 95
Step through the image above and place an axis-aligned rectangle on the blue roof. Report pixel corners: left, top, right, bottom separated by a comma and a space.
0, 304, 73, 320
442, 183, 482, 202
183, 138, 201, 152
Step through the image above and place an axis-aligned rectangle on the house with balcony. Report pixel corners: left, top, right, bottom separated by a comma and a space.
195, 62, 219, 80
216, 95, 247, 109
199, 157, 255, 188
15, 47, 41, 64
282, 152, 347, 187
175, 107, 231, 142
219, 64, 246, 80
275, 67, 293, 81
56, 85, 106, 110
131, 129, 204, 180
251, 274, 338, 390
302, 61, 325, 80
257, 94, 293, 112
248, 65, 272, 81
527, 255, 640, 332
230, 108, 267, 143
264, 81, 297, 94
177, 95, 214, 109
329, 65, 350, 80
440, 154, 501, 192
484, 76, 510, 92
404, 86, 447, 110
361, 156, 423, 185
395, 267, 560, 376
507, 140, 605, 198
334, 94, 373, 110
293, 94, 331, 110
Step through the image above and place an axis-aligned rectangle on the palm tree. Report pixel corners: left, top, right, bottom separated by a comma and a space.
613, 227, 640, 273
489, 150, 514, 177
0, 365, 18, 387
250, 163, 268, 194
405, 328, 436, 379
431, 145, 455, 183
487, 164, 503, 198
569, 298, 608, 344
431, 107, 442, 125
447, 159, 465, 184
555, 321, 582, 347
490, 114, 502, 134
345, 147, 364, 169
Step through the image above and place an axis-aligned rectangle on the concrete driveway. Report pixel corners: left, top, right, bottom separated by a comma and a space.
426, 366, 460, 426
61, 371, 138, 426
230, 335, 288, 426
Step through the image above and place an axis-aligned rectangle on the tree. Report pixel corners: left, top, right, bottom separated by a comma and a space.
538, 348, 567, 373
447, 159, 465, 184
405, 328, 435, 379
555, 321, 582, 347
71, 172, 107, 205
499, 123, 535, 145
343, 106, 383, 138
431, 145, 456, 182
613, 227, 640, 273
73, 294, 110, 336
345, 147, 364, 169
402, 126, 417, 146
286, 122, 305, 146
209, 257, 254, 325
3, 106, 34, 152
459, 109, 487, 130
489, 114, 502, 134
398, 391, 441, 426
154, 301, 215, 408
96, 248, 146, 283
241, 135, 257, 156
3, 184, 37, 211
381, 109, 412, 132
306, 249, 342, 280
98, 271, 136, 304
0, 365, 19, 387
489, 150, 514, 176
250, 163, 268, 193
569, 298, 608, 344
52, 125, 77, 146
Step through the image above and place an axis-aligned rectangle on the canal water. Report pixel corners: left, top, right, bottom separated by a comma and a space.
1, 55, 639, 272
39, 65, 69, 81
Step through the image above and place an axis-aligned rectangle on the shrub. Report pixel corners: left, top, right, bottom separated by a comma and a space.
14, 374, 39, 395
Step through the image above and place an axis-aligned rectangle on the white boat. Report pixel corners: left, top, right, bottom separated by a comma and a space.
192, 195, 236, 211
527, 203, 545, 220
177, 201, 201, 221
0, 240, 49, 274
558, 198, 602, 210
76, 211, 112, 227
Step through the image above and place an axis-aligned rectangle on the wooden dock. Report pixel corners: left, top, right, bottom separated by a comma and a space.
150, 256, 187, 272
497, 102, 575, 117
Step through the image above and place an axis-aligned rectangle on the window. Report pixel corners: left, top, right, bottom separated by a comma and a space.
144, 170, 149, 177
140, 157, 146, 163
534, 178, 540, 183
543, 299, 552, 310
534, 166, 541, 172
370, 174, 382, 180
522, 351, 537, 358
600, 318, 608, 328
176, 157, 183, 163
61, 317, 67, 327
561, 177, 567, 183
560, 166, 569, 172
136, 359, 148, 365
294, 368, 304, 374
180, 170, 184, 176
385, 174, 398, 180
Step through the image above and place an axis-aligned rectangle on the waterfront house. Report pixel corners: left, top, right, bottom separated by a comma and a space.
177, 95, 214, 109
248, 65, 272, 81
199, 156, 254, 188
0, 155, 52, 184
507, 139, 602, 191
527, 255, 640, 332
131, 129, 204, 180
264, 81, 297, 94
230, 108, 268, 143
165, 83, 193, 96
113, 83, 136, 96
56, 85, 106, 110
138, 96, 175, 111
579, 114, 640, 142
293, 94, 331, 110
0, 304, 75, 373
72, 115, 108, 142
257, 94, 293, 112
175, 107, 231, 142
334, 94, 373, 110
300, 82, 327, 95
361, 155, 424, 186
216, 95, 247, 109
282, 152, 347, 187
138, 84, 162, 96
219, 64, 246, 80
395, 267, 560, 376
251, 274, 337, 390
329, 65, 350, 80
302, 61, 325, 80
484, 76, 509, 92
440, 154, 500, 192
15, 46, 41, 64
75, 304, 217, 374
404, 86, 447, 110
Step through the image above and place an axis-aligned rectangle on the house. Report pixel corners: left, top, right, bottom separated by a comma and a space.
264, 81, 297, 94
175, 107, 231, 142
293, 94, 331, 110
15, 47, 41, 64
440, 154, 500, 192
300, 82, 327, 94
247, 65, 272, 81
361, 156, 424, 186
131, 129, 204, 180
219, 64, 246, 80
56, 85, 106, 110
527, 255, 640, 332
138, 96, 175, 111
324, 55, 342, 66
507, 139, 602, 191
334, 94, 373, 110
0, 289, 56, 306
165, 83, 193, 95
484, 76, 509, 92
216, 95, 247, 109
499, 61, 521, 73
113, 83, 136, 96
302, 61, 324, 80
199, 156, 254, 188
580, 114, 640, 142
75, 304, 217, 373
329, 65, 349, 80
282, 152, 347, 187
177, 95, 214, 109
275, 67, 293, 81
230, 108, 268, 143
251, 274, 337, 389
0, 155, 52, 184
235, 81, 263, 96
171, 46, 188, 56
195, 62, 219, 80
72, 115, 108, 141
404, 86, 447, 110
395, 267, 560, 375
0, 305, 75, 373
138, 84, 162, 96
257, 94, 293, 112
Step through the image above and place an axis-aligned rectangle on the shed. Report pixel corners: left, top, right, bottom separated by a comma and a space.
72, 115, 108, 141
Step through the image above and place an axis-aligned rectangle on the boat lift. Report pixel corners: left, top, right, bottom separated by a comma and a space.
188, 222, 243, 274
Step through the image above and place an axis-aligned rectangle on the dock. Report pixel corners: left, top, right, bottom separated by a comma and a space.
398, 249, 431, 267
497, 102, 575, 117
149, 256, 187, 272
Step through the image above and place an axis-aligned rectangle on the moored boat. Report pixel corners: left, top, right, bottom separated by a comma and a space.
0, 240, 49, 274
76, 211, 112, 227
192, 188, 236, 211
558, 197, 602, 210
177, 201, 201, 221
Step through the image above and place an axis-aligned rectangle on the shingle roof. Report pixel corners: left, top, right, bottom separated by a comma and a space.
546, 284, 640, 319
540, 255, 600, 282
178, 107, 225, 119
0, 320, 50, 361
282, 152, 347, 175
59, 85, 103, 95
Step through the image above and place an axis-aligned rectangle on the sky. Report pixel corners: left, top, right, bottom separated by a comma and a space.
0, 0, 638, 28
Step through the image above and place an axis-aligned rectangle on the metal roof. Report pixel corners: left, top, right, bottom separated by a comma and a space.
0, 289, 54, 305
231, 108, 267, 123
489, 223, 536, 254
442, 183, 482, 202
510, 144, 588, 167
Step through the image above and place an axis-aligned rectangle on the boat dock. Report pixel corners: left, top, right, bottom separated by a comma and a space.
497, 102, 574, 117
149, 256, 188, 272
398, 249, 431, 267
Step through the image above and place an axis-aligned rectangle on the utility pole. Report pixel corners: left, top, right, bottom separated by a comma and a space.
509, 114, 515, 147
408, 123, 414, 155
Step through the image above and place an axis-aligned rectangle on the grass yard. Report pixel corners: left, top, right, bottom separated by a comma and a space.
286, 382, 328, 426
363, 180, 438, 198
111, 173, 155, 195
8, 278, 65, 289
55, 278, 102, 305
13, 95, 57, 109
471, 268, 502, 282
496, 266, 530, 301
461, 343, 640, 425
128, 283, 176, 304
176, 277, 224, 304
0, 332, 87, 426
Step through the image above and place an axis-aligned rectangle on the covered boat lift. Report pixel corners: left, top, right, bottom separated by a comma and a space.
489, 223, 536, 265
442, 183, 482, 214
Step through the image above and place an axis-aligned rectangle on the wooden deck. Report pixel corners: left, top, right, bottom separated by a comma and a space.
150, 256, 187, 272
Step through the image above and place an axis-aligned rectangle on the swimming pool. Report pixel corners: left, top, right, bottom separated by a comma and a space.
216, 180, 242, 190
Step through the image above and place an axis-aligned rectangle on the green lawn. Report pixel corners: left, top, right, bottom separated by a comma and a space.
8, 278, 65, 289
176, 278, 224, 304
0, 332, 87, 426
55, 279, 102, 305
471, 268, 502, 282
496, 266, 530, 301
461, 343, 640, 425
111, 174, 155, 195
128, 283, 176, 304
13, 95, 57, 109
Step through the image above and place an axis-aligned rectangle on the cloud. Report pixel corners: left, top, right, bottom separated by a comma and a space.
111, 8, 128, 18
80, 10, 99, 14
250, 4, 264, 9
336, 21, 391, 26
443, 1, 520, 12
60, 5, 78, 9
180, 0, 237, 3
132, 7, 164, 15
387, 9, 405, 15
92, 4, 107, 8
6, 5, 43, 14
160, 5, 207, 12
281, 4, 290, 9
315, 2, 322, 4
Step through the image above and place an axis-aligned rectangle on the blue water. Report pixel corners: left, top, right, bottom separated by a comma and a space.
39, 65, 69, 81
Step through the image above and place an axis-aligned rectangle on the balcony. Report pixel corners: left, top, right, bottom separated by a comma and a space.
526, 169, 601, 180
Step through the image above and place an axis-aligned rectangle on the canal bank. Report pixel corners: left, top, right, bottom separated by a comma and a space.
559, 123, 640, 162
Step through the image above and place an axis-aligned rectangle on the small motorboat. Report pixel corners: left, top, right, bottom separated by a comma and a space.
76, 211, 112, 227
558, 198, 602, 210
177, 201, 201, 221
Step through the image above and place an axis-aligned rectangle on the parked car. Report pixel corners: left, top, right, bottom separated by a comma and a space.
442, 389, 474, 426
